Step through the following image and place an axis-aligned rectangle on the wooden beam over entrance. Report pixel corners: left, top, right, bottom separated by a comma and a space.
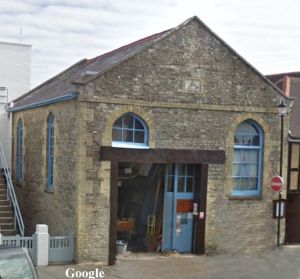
100, 146, 225, 164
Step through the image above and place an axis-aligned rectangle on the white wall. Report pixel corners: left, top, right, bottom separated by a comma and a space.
0, 41, 31, 168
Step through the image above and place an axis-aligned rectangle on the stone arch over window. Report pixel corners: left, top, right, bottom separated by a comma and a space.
232, 119, 264, 197
112, 112, 149, 148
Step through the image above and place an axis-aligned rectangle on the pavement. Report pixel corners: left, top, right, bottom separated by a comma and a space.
37, 246, 300, 279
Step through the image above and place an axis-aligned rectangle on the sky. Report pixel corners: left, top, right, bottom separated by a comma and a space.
0, 0, 299, 88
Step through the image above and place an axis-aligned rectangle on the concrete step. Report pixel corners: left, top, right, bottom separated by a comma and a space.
0, 211, 13, 217
0, 229, 17, 236
0, 194, 7, 200
0, 204, 11, 210
0, 216, 13, 222
0, 200, 9, 206
0, 223, 14, 230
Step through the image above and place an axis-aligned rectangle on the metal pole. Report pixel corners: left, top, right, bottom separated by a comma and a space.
277, 114, 284, 247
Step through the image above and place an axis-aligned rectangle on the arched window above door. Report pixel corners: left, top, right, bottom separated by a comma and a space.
112, 112, 148, 148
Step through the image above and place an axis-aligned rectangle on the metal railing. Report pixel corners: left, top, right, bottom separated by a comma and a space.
0, 142, 24, 236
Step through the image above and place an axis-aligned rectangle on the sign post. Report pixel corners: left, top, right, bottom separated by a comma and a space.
270, 175, 283, 247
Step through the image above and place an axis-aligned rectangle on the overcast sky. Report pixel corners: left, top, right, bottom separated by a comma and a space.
0, 0, 299, 88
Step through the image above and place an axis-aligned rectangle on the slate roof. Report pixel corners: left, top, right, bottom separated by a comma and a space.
12, 28, 172, 110
266, 71, 300, 92
12, 16, 290, 112
266, 73, 300, 139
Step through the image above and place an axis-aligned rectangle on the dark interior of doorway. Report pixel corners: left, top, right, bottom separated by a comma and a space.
117, 162, 165, 253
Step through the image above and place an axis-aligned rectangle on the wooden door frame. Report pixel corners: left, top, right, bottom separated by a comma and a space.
100, 146, 225, 265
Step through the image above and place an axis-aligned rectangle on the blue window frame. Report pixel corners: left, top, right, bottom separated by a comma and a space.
232, 120, 264, 197
112, 112, 148, 148
166, 164, 195, 193
47, 114, 55, 191
17, 119, 23, 181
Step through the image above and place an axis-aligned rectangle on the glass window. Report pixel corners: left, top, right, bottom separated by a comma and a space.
166, 164, 195, 193
112, 113, 148, 148
232, 120, 263, 196
47, 114, 55, 191
17, 119, 23, 181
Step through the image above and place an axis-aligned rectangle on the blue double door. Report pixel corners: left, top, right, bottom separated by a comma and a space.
162, 164, 195, 253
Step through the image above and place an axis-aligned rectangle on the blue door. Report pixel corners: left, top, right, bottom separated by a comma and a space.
162, 164, 195, 252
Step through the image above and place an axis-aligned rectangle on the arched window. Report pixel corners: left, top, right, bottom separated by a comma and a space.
47, 113, 55, 190
17, 119, 23, 181
232, 120, 264, 196
112, 112, 148, 148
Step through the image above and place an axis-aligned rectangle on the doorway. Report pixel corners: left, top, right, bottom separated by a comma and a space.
100, 146, 224, 264
117, 163, 164, 252
163, 164, 195, 252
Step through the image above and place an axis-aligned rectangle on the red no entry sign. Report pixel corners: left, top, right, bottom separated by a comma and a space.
271, 176, 283, 192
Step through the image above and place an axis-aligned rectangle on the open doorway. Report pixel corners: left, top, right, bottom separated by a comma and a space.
117, 163, 165, 252
117, 162, 198, 254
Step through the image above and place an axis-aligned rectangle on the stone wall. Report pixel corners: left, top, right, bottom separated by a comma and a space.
76, 18, 288, 260
12, 100, 78, 236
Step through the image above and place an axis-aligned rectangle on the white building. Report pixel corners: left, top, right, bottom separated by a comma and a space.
0, 41, 31, 168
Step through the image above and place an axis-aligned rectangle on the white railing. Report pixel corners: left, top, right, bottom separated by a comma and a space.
0, 142, 24, 236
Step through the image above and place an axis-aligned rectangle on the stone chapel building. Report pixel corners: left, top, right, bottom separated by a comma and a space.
9, 17, 291, 264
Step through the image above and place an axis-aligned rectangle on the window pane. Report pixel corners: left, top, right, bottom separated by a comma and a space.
241, 150, 251, 163
240, 178, 249, 190
112, 128, 122, 141
177, 164, 185, 177
187, 165, 194, 176
250, 150, 258, 162
232, 163, 240, 176
113, 118, 122, 128
233, 150, 241, 162
186, 177, 193, 192
290, 171, 299, 191
240, 163, 249, 176
177, 177, 185, 192
252, 135, 260, 146
123, 114, 134, 129
234, 134, 243, 145
167, 176, 174, 192
248, 178, 258, 190
134, 131, 145, 143
233, 178, 241, 190
134, 119, 144, 130
291, 144, 300, 169
123, 130, 133, 142
250, 164, 258, 177
168, 164, 175, 176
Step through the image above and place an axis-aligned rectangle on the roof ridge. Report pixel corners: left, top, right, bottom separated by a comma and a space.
266, 71, 300, 77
